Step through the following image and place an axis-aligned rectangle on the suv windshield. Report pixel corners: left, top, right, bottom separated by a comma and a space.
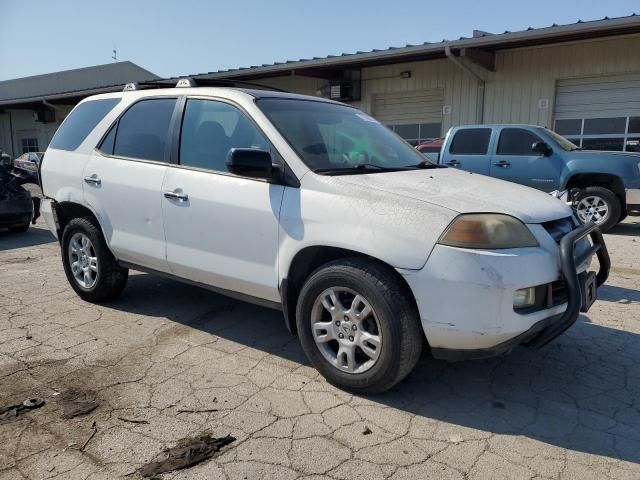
544, 128, 580, 151
257, 98, 434, 173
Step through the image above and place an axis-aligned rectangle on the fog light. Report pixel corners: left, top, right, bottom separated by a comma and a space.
513, 287, 536, 309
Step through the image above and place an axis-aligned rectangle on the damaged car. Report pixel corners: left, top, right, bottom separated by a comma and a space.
40, 79, 610, 393
0, 164, 40, 233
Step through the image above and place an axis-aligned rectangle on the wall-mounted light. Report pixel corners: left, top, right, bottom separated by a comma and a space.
400, 70, 412, 79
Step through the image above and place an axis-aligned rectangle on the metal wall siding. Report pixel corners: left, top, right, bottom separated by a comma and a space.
555, 72, 640, 119
485, 34, 640, 127
360, 59, 478, 132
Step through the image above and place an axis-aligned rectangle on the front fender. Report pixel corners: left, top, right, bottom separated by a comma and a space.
277, 182, 455, 281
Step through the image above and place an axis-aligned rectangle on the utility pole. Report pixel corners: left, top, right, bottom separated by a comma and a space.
112, 48, 118, 63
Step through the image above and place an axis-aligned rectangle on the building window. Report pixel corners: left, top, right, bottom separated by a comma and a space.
554, 116, 640, 152
387, 122, 441, 146
21, 138, 39, 153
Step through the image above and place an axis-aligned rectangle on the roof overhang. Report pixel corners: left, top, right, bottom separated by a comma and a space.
189, 15, 640, 81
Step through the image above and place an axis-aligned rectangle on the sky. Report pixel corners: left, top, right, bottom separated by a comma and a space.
0, 0, 638, 81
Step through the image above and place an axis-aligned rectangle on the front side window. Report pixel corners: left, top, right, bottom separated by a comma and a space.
449, 128, 491, 155
179, 99, 269, 172
257, 98, 430, 173
49, 98, 120, 151
496, 128, 543, 156
113, 98, 176, 162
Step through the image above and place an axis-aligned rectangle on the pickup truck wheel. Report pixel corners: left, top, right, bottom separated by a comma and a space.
296, 258, 423, 394
574, 187, 621, 232
61, 217, 128, 302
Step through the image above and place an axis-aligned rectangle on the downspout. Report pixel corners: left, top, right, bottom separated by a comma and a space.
444, 45, 485, 124
8, 110, 15, 156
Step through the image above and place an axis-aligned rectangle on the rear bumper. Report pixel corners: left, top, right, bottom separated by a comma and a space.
40, 198, 58, 239
403, 222, 610, 361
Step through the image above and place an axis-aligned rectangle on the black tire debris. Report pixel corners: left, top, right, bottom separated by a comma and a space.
137, 434, 235, 477
0, 398, 45, 422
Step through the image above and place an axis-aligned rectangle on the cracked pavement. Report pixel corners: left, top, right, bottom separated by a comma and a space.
1, 220, 639, 480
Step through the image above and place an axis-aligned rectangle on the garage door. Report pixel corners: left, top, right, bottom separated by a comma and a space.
554, 73, 640, 152
371, 89, 444, 145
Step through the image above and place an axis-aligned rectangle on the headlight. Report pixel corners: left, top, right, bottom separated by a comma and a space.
438, 213, 539, 249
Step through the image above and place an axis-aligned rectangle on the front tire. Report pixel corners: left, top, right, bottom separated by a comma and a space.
61, 217, 128, 302
296, 258, 423, 394
574, 186, 621, 232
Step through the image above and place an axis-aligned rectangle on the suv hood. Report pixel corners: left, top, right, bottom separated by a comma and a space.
335, 168, 572, 223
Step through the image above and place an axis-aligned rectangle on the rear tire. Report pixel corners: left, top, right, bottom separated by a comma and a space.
61, 217, 128, 302
574, 186, 621, 232
295, 257, 423, 394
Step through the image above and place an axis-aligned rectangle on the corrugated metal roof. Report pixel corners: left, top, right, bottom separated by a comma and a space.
172, 13, 640, 80
0, 61, 158, 103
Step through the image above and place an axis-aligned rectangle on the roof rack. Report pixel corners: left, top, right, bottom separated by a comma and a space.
123, 77, 289, 93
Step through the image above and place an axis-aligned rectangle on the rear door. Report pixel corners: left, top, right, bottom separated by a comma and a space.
161, 97, 284, 302
83, 97, 178, 271
443, 127, 493, 175
42, 98, 121, 205
490, 127, 562, 191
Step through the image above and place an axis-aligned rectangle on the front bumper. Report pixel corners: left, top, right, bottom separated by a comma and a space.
401, 222, 610, 361
626, 188, 640, 215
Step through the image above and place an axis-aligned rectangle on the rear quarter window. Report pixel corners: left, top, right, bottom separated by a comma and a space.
449, 128, 491, 155
49, 98, 120, 151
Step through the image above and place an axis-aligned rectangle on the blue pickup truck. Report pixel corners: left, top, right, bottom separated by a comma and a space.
436, 125, 640, 231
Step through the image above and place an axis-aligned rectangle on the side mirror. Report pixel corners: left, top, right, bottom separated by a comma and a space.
531, 141, 552, 156
226, 148, 274, 180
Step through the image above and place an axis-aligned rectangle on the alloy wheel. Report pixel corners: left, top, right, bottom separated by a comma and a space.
68, 232, 98, 289
310, 287, 383, 374
576, 195, 609, 225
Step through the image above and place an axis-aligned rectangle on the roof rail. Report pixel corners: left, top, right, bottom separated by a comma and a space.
122, 77, 289, 93
174, 77, 289, 92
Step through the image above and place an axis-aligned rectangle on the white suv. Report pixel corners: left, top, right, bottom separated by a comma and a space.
40, 79, 610, 393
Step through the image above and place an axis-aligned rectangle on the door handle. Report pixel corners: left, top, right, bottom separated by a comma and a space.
84, 175, 101, 186
446, 160, 461, 167
493, 160, 511, 168
163, 190, 189, 202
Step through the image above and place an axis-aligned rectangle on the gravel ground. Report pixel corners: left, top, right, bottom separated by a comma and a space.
0, 218, 639, 480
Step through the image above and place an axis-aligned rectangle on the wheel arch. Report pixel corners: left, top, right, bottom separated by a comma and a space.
280, 245, 419, 335
564, 173, 626, 210
53, 201, 105, 244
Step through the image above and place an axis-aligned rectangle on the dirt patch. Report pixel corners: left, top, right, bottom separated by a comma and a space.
137, 434, 235, 477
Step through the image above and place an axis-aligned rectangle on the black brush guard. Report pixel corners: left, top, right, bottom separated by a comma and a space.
526, 221, 610, 348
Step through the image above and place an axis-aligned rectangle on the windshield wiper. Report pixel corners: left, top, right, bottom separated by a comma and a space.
313, 163, 411, 174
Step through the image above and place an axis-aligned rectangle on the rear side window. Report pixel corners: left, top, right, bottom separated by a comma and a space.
49, 98, 120, 151
497, 128, 542, 155
113, 98, 176, 162
449, 128, 491, 155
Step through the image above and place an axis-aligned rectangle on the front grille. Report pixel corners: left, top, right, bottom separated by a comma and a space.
542, 217, 574, 243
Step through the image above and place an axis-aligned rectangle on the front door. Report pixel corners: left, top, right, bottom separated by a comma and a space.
162, 98, 285, 302
83, 97, 177, 271
490, 127, 562, 191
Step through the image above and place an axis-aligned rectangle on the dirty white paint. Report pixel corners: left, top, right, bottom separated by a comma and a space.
42, 87, 582, 356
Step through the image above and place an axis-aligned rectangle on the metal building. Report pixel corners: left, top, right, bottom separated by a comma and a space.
179, 14, 640, 151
